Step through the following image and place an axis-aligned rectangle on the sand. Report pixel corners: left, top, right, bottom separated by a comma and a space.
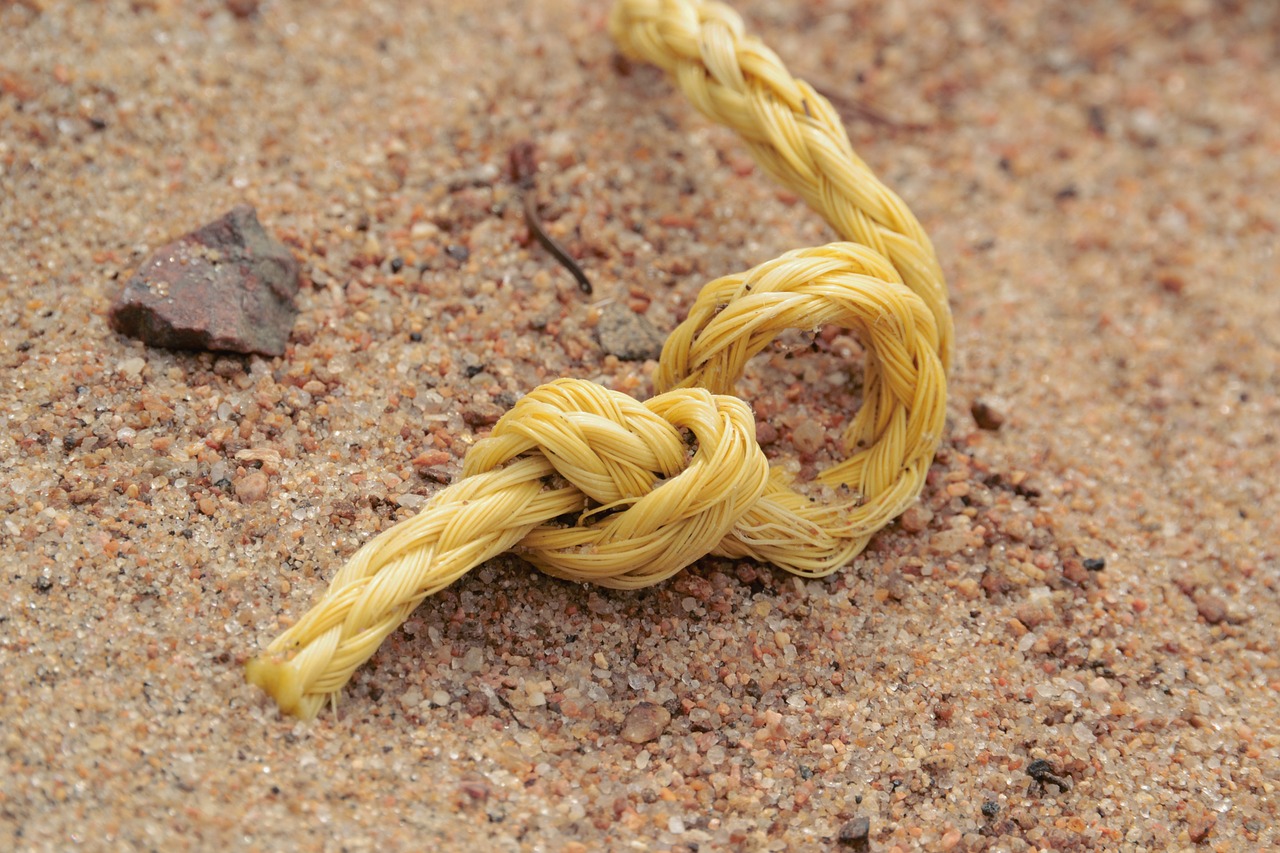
2, 0, 1277, 850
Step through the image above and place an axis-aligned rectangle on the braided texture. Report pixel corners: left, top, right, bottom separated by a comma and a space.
246, 0, 951, 719
247, 382, 768, 719
657, 242, 945, 576
610, 0, 952, 370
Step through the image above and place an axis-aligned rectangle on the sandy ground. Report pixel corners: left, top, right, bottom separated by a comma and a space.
2, 0, 1277, 850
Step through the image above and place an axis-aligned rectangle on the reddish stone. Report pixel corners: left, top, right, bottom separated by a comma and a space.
108, 205, 300, 356
1194, 593, 1228, 625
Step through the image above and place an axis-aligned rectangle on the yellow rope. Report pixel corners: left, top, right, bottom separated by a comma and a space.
246, 0, 952, 720
611, 0, 952, 369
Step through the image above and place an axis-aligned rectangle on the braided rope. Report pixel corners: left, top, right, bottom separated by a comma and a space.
656, 242, 946, 576
246, 0, 951, 720
610, 0, 952, 370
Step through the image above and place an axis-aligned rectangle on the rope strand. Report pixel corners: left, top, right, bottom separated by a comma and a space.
246, 0, 951, 720
610, 0, 952, 370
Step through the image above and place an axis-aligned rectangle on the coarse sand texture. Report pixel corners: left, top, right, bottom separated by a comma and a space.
2, 0, 1277, 850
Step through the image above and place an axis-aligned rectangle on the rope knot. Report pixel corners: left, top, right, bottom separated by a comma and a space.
246, 0, 954, 720
466, 379, 770, 588
246, 380, 777, 720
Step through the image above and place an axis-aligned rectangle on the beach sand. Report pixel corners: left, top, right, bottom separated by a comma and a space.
2, 1, 1276, 849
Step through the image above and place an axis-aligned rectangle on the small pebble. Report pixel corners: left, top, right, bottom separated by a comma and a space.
836, 816, 870, 850
971, 399, 1006, 431
1194, 593, 1228, 625
234, 471, 269, 503
899, 504, 934, 533
462, 401, 504, 427
457, 778, 490, 803
595, 302, 665, 361
791, 419, 824, 454
116, 357, 146, 378
1014, 599, 1055, 630
461, 646, 485, 672
1188, 811, 1216, 844
620, 701, 671, 744
225, 0, 261, 17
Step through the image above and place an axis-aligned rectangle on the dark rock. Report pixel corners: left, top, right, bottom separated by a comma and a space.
108, 205, 300, 357
971, 399, 1006, 431
1025, 758, 1071, 794
225, 0, 261, 17
596, 302, 665, 361
836, 816, 870, 849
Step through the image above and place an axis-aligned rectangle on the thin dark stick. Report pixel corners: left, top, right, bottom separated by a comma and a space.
508, 141, 593, 295
522, 193, 592, 295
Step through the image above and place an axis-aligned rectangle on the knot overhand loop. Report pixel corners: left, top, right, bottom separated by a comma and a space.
466, 380, 771, 588
247, 0, 954, 720
657, 242, 946, 576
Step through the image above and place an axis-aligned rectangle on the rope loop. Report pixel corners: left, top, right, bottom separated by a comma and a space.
248, 382, 772, 719
656, 242, 946, 576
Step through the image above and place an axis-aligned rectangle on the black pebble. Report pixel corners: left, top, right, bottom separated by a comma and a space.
836, 816, 870, 850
